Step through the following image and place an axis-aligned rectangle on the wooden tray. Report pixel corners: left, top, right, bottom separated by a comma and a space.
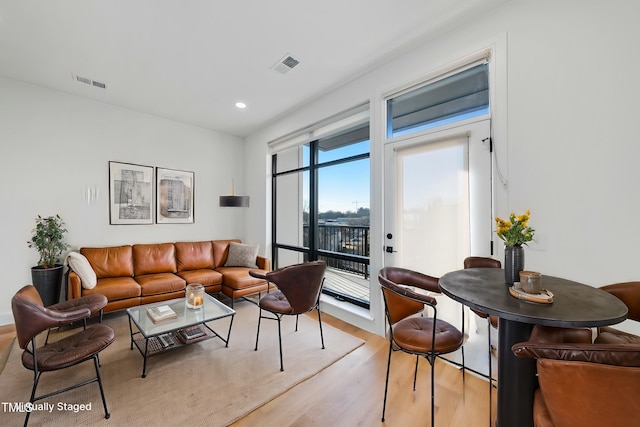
509, 286, 554, 304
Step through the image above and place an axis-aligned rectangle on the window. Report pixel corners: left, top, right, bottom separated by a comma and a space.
272, 110, 371, 308
387, 62, 489, 138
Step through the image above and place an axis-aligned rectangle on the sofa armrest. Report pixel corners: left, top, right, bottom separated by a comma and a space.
67, 270, 83, 300
256, 256, 270, 271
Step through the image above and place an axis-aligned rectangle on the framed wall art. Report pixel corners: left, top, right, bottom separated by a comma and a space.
156, 167, 194, 224
109, 161, 154, 225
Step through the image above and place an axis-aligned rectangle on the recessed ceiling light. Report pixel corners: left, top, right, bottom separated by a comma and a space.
235, 102, 247, 109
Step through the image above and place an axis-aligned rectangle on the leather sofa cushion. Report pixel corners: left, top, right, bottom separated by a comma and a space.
135, 273, 186, 296
176, 269, 223, 286
175, 241, 214, 271
81, 246, 134, 279
217, 267, 268, 290
133, 243, 177, 276
81, 277, 141, 301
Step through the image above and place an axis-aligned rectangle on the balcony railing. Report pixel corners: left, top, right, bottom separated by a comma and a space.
301, 223, 371, 307
305, 223, 370, 276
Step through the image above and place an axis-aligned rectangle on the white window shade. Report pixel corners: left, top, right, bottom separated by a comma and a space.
387, 63, 489, 137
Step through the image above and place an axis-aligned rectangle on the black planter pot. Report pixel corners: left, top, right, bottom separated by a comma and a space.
31, 264, 64, 306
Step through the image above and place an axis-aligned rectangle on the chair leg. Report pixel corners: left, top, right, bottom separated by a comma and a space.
461, 305, 466, 383
381, 341, 393, 422
254, 308, 263, 351
413, 355, 419, 391
277, 315, 284, 371
430, 355, 436, 427
93, 355, 110, 419
317, 307, 325, 349
24, 370, 42, 427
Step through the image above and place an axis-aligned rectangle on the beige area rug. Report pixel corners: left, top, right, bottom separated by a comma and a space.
0, 301, 364, 426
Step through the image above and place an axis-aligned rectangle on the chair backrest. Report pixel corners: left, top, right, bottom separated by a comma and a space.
11, 285, 50, 349
265, 261, 326, 314
464, 256, 501, 269
535, 358, 640, 426
378, 267, 439, 325
600, 281, 640, 322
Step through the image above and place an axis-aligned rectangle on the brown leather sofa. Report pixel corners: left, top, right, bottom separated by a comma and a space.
67, 239, 270, 312
513, 325, 640, 427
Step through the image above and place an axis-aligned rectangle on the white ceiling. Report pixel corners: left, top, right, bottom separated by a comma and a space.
0, 0, 508, 137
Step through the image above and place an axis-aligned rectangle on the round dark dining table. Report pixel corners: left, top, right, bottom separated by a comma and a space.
439, 268, 628, 427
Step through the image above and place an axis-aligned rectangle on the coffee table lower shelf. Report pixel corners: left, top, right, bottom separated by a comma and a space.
129, 323, 229, 378
133, 325, 214, 353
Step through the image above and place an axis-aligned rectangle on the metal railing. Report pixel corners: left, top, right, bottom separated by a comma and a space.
304, 223, 370, 279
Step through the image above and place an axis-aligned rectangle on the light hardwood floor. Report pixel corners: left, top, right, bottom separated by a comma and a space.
0, 324, 16, 375
231, 311, 494, 427
0, 312, 493, 426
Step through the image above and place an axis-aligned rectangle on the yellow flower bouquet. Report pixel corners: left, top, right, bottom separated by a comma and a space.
495, 210, 535, 246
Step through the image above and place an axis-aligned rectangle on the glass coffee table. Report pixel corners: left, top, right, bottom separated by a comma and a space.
127, 293, 235, 378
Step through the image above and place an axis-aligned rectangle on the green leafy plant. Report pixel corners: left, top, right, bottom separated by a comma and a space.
495, 210, 535, 247
27, 215, 69, 268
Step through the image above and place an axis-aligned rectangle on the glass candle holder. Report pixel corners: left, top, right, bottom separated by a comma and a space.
186, 284, 205, 309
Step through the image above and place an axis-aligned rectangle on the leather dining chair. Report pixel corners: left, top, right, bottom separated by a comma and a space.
252, 260, 327, 371
379, 267, 464, 427
11, 285, 115, 426
513, 324, 638, 427
462, 256, 501, 425
595, 281, 640, 344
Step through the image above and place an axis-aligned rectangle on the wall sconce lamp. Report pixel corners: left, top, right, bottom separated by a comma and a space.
219, 180, 250, 207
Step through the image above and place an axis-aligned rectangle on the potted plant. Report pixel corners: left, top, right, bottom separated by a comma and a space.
495, 210, 535, 285
27, 214, 69, 306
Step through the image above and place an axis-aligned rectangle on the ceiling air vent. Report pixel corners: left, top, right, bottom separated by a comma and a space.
73, 74, 107, 89
271, 54, 300, 75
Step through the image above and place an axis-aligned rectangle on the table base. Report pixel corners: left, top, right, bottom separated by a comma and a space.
497, 318, 536, 427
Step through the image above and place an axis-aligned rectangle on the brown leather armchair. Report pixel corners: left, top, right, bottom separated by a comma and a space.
513, 325, 640, 427
251, 261, 326, 371
595, 281, 640, 344
11, 285, 115, 426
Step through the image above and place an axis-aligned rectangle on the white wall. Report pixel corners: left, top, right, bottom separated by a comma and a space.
0, 77, 250, 323
245, 0, 640, 334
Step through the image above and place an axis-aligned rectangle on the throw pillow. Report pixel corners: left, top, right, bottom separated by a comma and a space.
66, 251, 97, 289
224, 242, 259, 268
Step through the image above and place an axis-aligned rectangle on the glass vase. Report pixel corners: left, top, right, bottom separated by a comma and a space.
504, 245, 524, 285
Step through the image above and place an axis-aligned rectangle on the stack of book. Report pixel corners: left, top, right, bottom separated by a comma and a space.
146, 305, 177, 324
177, 326, 206, 343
